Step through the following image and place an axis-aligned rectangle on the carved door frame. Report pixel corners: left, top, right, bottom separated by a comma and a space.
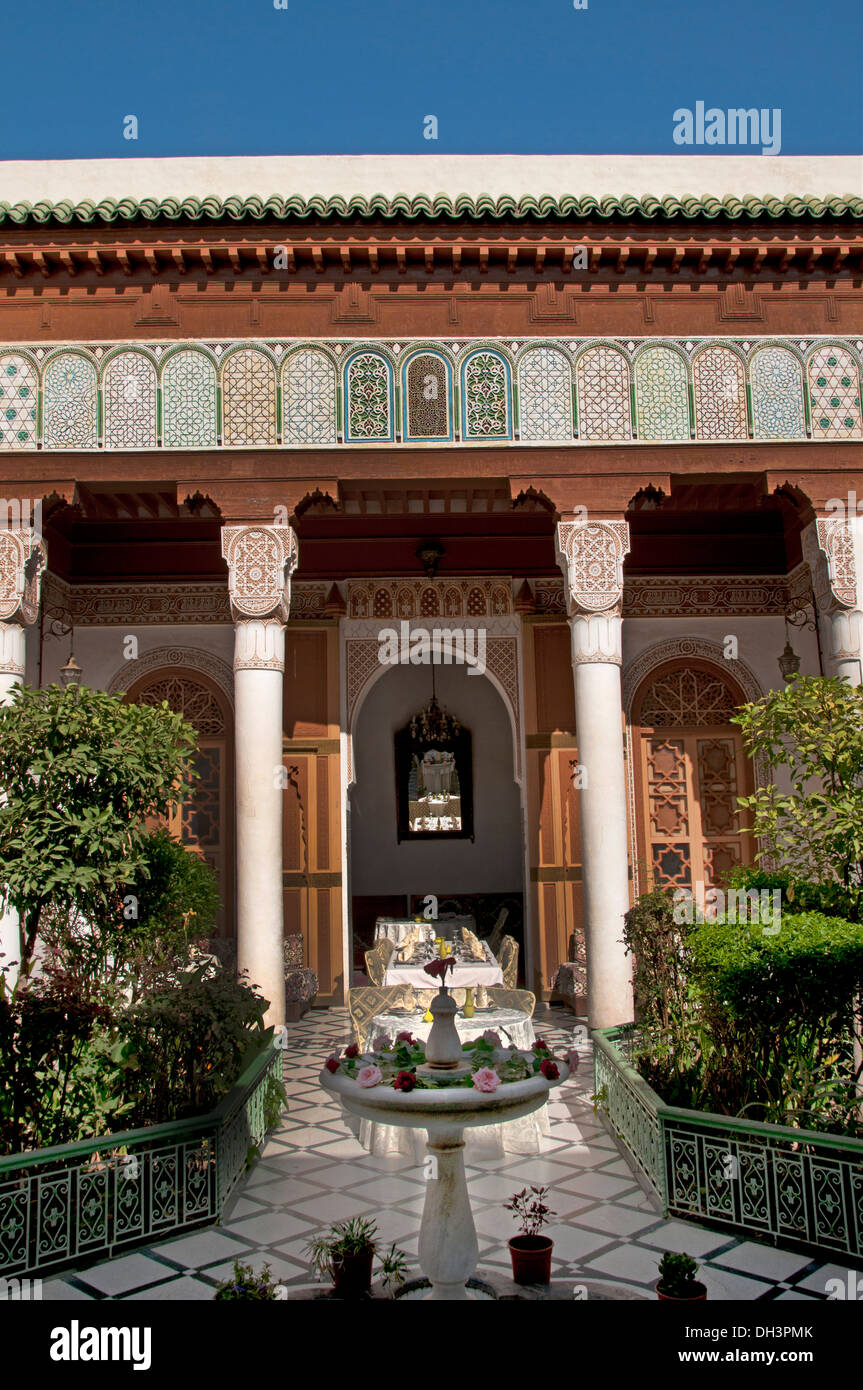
630, 657, 756, 894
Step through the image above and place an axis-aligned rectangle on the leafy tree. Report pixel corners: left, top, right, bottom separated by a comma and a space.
0, 684, 197, 995
732, 674, 863, 895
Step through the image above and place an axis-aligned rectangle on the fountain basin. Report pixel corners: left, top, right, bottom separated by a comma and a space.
320, 1064, 568, 1300
320, 1065, 567, 1131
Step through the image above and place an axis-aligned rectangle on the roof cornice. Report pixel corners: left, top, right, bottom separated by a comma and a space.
1, 191, 862, 228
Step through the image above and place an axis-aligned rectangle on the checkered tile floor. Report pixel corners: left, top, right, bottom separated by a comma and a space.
43, 1006, 862, 1301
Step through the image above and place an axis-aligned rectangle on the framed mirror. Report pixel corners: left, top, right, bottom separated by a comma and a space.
395, 696, 474, 842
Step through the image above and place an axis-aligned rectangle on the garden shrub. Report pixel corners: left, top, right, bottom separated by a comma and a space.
733, 674, 863, 892
113, 965, 272, 1124
0, 685, 269, 1155
723, 864, 862, 923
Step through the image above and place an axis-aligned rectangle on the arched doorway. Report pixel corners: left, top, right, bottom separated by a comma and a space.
347, 660, 525, 978
631, 659, 755, 891
125, 668, 235, 935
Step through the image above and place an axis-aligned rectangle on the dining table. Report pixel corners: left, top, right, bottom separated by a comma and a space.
382, 936, 504, 990
373, 914, 476, 945
341, 1006, 551, 1159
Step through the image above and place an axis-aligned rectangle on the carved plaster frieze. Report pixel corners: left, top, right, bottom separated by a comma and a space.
0, 529, 47, 625
221, 525, 298, 622
106, 645, 234, 704
555, 520, 630, 618
346, 577, 513, 621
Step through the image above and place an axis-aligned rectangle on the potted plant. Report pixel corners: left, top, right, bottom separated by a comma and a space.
504, 1185, 556, 1284
213, 1258, 283, 1300
655, 1252, 707, 1301
305, 1217, 408, 1298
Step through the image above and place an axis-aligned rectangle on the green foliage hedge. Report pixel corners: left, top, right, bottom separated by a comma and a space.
688, 910, 863, 1030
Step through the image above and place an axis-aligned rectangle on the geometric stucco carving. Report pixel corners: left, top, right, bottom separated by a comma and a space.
0, 528, 47, 625
813, 516, 859, 610
220, 524, 298, 622
555, 519, 631, 666
106, 645, 234, 706
555, 519, 630, 616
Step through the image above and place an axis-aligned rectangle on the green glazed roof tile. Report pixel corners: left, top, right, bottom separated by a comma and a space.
0, 192, 861, 227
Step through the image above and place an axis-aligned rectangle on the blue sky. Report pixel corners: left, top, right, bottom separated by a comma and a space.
0, 0, 860, 159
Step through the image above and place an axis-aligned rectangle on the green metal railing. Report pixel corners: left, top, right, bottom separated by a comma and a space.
0, 1045, 283, 1280
594, 1026, 863, 1260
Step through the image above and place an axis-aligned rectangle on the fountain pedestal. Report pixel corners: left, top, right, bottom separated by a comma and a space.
321, 1062, 567, 1300
418, 1125, 477, 1300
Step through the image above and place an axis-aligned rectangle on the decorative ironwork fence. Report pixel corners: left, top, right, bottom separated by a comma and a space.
0, 1045, 283, 1279
594, 1027, 863, 1261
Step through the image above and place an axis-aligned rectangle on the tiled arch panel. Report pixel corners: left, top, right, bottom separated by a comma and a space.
3, 335, 860, 451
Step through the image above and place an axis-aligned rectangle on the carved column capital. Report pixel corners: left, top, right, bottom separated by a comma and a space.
803, 516, 863, 683
556, 519, 630, 667
555, 519, 630, 617
805, 516, 859, 612
221, 524, 298, 624
0, 528, 47, 626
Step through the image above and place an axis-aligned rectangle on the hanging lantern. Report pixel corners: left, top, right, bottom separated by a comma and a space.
778, 639, 800, 682
60, 653, 83, 688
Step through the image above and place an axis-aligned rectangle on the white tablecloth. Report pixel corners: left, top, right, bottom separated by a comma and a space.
343, 1008, 550, 1158
374, 915, 476, 944
383, 944, 503, 990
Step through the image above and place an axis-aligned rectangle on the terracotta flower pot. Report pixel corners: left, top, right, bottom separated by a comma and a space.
656, 1281, 707, 1301
508, 1235, 553, 1285
332, 1248, 375, 1298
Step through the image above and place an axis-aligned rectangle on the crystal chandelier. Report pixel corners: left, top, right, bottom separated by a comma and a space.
409, 696, 461, 743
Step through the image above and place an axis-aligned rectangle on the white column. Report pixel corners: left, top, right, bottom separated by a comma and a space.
221, 525, 298, 1029
0, 623, 27, 975
557, 520, 633, 1030
0, 526, 47, 984
234, 620, 288, 1027
0, 621, 26, 701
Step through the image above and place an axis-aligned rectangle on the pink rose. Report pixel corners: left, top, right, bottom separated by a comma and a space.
324, 1056, 340, 1073
373, 1034, 392, 1051
473, 1067, 501, 1093
481, 1030, 502, 1048
396, 1030, 414, 1044
567, 1048, 581, 1074
356, 1064, 383, 1088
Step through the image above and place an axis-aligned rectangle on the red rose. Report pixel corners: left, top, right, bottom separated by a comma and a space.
344, 1043, 359, 1059
533, 1038, 550, 1053
393, 1071, 416, 1092
424, 956, 456, 981
325, 1056, 340, 1073
396, 1031, 414, 1044
540, 1058, 559, 1080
